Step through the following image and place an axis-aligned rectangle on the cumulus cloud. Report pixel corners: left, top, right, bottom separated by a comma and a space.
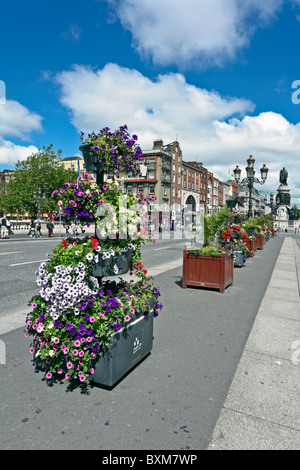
0, 139, 39, 168
0, 100, 42, 138
105, 0, 283, 66
0, 100, 42, 166
55, 63, 253, 138
55, 63, 300, 205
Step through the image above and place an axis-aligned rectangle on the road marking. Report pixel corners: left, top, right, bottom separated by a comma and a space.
10, 259, 47, 267
0, 251, 24, 255
154, 243, 185, 251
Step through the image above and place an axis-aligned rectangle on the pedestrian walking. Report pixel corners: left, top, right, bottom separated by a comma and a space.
0, 215, 8, 239
71, 222, 78, 235
30, 219, 36, 238
6, 217, 12, 235
36, 220, 42, 237
63, 222, 69, 234
46, 219, 54, 237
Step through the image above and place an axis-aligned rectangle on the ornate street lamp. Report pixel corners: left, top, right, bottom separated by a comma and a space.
233, 156, 268, 218
33, 188, 46, 220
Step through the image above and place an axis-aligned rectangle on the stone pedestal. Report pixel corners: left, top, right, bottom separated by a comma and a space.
276, 184, 291, 226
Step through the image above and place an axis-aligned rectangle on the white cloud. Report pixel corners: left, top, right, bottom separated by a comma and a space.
0, 139, 39, 168
0, 100, 42, 166
0, 100, 42, 139
55, 63, 300, 205
105, 0, 283, 66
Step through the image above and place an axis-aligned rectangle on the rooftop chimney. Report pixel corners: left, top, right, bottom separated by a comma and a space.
153, 139, 163, 149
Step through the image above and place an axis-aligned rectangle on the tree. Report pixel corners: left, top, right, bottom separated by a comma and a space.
0, 145, 77, 218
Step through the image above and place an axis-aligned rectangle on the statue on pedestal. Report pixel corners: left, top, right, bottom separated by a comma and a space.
279, 167, 288, 185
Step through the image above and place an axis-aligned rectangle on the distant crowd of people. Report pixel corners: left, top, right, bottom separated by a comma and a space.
0, 216, 88, 239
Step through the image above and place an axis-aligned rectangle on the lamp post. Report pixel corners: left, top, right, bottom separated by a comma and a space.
233, 156, 268, 218
33, 188, 46, 220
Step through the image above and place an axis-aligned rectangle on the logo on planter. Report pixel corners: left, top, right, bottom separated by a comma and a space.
133, 333, 142, 355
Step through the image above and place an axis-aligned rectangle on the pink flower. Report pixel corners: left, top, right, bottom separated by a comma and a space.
74, 340, 81, 347
72, 349, 78, 356
90, 368, 95, 375
124, 315, 131, 322
130, 308, 135, 314
29, 348, 35, 354
79, 351, 84, 357
46, 372, 52, 379
79, 375, 86, 382
90, 316, 95, 323
31, 303, 37, 309
54, 337, 60, 344
67, 362, 73, 369
65, 373, 70, 379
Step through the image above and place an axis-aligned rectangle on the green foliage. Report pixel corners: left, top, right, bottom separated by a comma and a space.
189, 244, 223, 257
203, 207, 231, 246
0, 145, 77, 216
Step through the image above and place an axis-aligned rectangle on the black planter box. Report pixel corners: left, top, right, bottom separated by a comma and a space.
91, 312, 154, 387
80, 144, 104, 173
226, 200, 236, 209
92, 250, 132, 277
234, 250, 244, 267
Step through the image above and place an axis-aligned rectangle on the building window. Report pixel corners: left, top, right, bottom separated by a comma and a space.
148, 170, 155, 179
138, 184, 144, 193
149, 184, 155, 194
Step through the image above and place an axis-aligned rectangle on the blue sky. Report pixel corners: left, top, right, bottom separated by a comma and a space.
1, 0, 300, 205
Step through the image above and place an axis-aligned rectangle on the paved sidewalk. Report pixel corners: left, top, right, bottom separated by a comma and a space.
207, 236, 300, 450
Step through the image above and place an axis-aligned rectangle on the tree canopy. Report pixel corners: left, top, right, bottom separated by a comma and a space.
0, 145, 77, 218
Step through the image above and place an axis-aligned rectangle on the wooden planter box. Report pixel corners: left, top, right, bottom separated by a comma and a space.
256, 234, 264, 250
182, 250, 234, 293
245, 238, 255, 257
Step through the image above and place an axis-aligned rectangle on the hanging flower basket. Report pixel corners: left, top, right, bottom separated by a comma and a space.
80, 125, 142, 173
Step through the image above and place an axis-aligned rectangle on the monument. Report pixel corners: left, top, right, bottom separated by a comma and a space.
275, 167, 291, 228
